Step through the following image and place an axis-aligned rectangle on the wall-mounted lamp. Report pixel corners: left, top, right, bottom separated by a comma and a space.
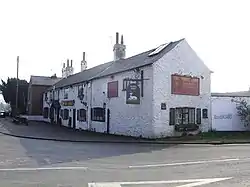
134, 67, 140, 73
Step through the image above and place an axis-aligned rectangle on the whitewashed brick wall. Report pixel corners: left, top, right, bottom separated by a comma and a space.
152, 39, 212, 137
90, 66, 154, 138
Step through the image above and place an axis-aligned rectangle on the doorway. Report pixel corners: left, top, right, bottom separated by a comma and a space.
56, 108, 60, 125
107, 109, 110, 133
73, 109, 76, 129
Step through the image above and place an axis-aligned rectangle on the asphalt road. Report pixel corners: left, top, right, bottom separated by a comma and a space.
0, 133, 250, 186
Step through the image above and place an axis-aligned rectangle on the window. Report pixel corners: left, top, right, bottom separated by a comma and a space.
43, 107, 49, 118
64, 88, 69, 99
91, 107, 105, 122
107, 81, 118, 98
77, 109, 87, 121
169, 108, 175, 125
174, 107, 195, 125
196, 108, 201, 124
189, 108, 195, 124
175, 108, 182, 125
63, 109, 69, 120
49, 91, 53, 100
148, 43, 169, 57
202, 109, 208, 118
78, 85, 84, 96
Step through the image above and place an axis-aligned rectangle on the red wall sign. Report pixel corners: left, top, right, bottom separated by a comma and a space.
171, 74, 200, 96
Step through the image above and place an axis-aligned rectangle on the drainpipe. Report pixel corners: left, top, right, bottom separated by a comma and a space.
88, 81, 92, 130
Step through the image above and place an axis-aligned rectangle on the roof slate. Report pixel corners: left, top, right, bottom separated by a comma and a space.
51, 39, 184, 90
30, 76, 62, 86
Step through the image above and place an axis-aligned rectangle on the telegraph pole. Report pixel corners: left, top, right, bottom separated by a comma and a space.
16, 56, 19, 115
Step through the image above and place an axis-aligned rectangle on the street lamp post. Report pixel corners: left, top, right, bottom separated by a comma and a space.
15, 56, 19, 116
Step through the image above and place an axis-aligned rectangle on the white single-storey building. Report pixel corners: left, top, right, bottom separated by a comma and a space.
212, 91, 250, 131
43, 32, 212, 138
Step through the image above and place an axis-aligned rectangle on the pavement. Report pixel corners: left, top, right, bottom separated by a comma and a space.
1, 118, 250, 145
0, 125, 250, 186
0, 118, 147, 143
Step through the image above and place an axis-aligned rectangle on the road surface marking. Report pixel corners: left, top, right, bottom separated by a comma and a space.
88, 177, 232, 187
0, 166, 88, 172
129, 158, 239, 168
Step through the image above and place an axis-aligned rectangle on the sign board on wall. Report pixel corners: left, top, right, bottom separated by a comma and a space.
126, 83, 140, 104
171, 74, 200, 96
61, 100, 75, 106
161, 103, 166, 110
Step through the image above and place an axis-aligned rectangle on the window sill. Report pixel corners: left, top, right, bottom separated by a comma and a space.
91, 120, 105, 122
175, 124, 199, 132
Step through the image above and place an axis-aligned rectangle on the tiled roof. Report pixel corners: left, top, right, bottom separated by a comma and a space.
30, 76, 62, 86
211, 91, 250, 97
52, 39, 184, 89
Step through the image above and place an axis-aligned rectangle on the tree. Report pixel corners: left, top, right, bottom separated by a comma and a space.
235, 98, 250, 126
0, 78, 28, 115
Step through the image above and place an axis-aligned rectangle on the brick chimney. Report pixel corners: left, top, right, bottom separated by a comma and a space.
81, 52, 87, 71
113, 32, 126, 61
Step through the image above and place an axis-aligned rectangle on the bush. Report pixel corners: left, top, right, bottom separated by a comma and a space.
235, 99, 250, 126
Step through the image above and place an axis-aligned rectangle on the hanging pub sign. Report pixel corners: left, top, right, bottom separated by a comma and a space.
61, 100, 75, 106
126, 82, 140, 104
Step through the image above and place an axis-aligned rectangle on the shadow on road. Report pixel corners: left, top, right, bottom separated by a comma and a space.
0, 118, 173, 166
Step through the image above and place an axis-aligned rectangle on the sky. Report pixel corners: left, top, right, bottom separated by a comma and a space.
0, 0, 249, 92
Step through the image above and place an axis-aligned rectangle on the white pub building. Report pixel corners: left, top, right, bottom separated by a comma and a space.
43, 33, 212, 138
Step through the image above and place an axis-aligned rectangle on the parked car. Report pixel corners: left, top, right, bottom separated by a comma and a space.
0, 111, 6, 118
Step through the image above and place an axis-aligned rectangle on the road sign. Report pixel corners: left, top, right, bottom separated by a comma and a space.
88, 177, 232, 187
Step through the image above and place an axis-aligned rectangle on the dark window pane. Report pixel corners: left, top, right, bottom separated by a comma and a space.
189, 108, 195, 124
91, 107, 105, 122
202, 109, 208, 118
63, 109, 69, 120
77, 110, 79, 121
183, 113, 189, 124
169, 108, 175, 125
175, 108, 182, 125
79, 109, 86, 121
196, 108, 201, 124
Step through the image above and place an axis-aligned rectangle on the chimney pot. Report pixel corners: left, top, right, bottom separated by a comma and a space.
71, 60, 73, 67
67, 59, 69, 67
83, 52, 85, 61
116, 32, 119, 44
121, 34, 124, 45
